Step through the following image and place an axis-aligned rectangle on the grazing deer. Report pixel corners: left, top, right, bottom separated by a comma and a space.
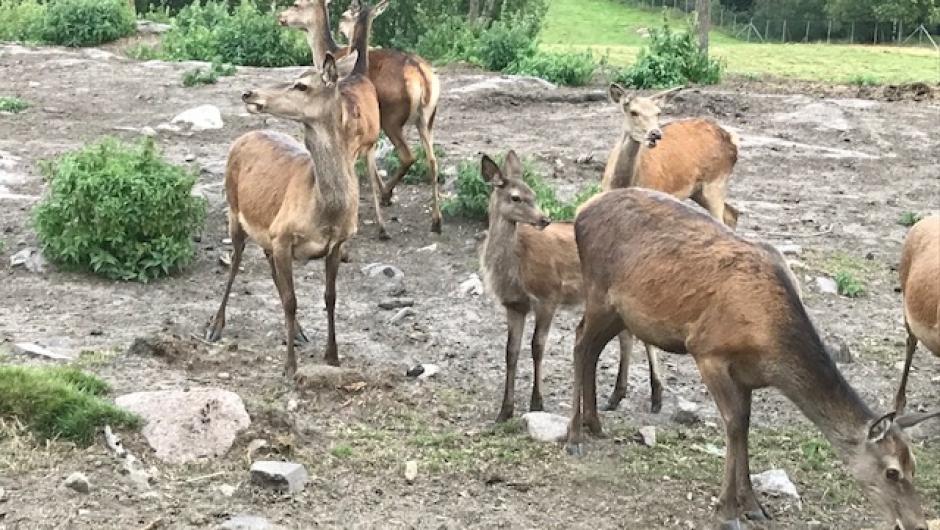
894, 213, 940, 414
602, 83, 741, 229
205, 0, 385, 376
278, 0, 444, 234
567, 187, 938, 530
478, 151, 664, 423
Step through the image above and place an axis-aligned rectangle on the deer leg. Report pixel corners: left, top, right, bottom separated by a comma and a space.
264, 250, 309, 346
379, 120, 414, 206
722, 202, 741, 230
416, 117, 441, 234
497, 306, 527, 423
365, 147, 390, 240
692, 183, 730, 229
894, 319, 919, 413
270, 239, 299, 378
645, 342, 664, 414
530, 303, 556, 413
604, 330, 634, 411
697, 358, 768, 524
323, 242, 343, 367
205, 218, 246, 342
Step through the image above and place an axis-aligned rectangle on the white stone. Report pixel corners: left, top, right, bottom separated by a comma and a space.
171, 105, 224, 131
250, 461, 308, 493
751, 468, 801, 504
520, 412, 569, 443
815, 276, 838, 294
638, 426, 657, 447
459, 274, 484, 297
404, 460, 418, 483
64, 472, 90, 493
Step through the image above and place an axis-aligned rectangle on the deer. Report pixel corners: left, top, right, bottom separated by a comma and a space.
204, 0, 385, 377
893, 213, 940, 414
278, 0, 444, 234
478, 151, 664, 423
566, 187, 939, 530
602, 83, 741, 229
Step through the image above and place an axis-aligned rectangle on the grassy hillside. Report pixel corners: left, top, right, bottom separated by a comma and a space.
540, 0, 940, 83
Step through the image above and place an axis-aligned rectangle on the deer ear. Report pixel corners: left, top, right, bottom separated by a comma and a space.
867, 411, 896, 443
321, 53, 338, 84
895, 410, 940, 429
502, 150, 523, 179
481, 155, 506, 187
608, 83, 627, 104
347, 0, 361, 11
372, 0, 390, 17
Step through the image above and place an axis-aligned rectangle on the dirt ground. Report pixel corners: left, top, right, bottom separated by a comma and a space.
1, 41, 939, 530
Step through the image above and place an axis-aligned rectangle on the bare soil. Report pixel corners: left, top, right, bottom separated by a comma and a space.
1, 42, 939, 530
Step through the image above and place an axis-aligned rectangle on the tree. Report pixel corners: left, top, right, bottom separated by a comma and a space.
872, 0, 940, 24
696, 0, 710, 53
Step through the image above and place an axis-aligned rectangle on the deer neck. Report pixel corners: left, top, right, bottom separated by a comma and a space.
302, 117, 354, 216
481, 199, 521, 289
308, 4, 340, 64
610, 133, 643, 189
349, 13, 372, 76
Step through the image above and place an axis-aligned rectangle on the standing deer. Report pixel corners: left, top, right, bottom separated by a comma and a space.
278, 0, 444, 234
478, 151, 663, 423
603, 83, 741, 229
204, 0, 384, 376
894, 213, 940, 413
567, 187, 938, 530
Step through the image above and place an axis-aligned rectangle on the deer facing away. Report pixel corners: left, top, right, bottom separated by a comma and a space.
478, 151, 664, 423
603, 83, 741, 229
567, 187, 938, 530
278, 0, 444, 234
894, 213, 940, 414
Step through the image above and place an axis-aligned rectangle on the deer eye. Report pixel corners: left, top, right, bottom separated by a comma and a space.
510, 195, 521, 203
629, 110, 638, 117
294, 82, 308, 92
886, 468, 901, 482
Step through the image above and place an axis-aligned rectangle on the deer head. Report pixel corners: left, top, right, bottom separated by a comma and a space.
608, 83, 682, 148
481, 151, 550, 229
277, 0, 319, 29
338, 0, 389, 41
847, 410, 940, 530
241, 54, 342, 122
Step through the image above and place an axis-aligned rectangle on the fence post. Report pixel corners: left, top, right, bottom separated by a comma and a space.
827, 20, 832, 43
781, 19, 787, 42
804, 20, 810, 42
874, 22, 878, 44
897, 21, 902, 45
765, 19, 770, 42
732, 13, 737, 34
850, 20, 855, 44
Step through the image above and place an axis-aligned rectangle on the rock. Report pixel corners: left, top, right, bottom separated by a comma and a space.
378, 297, 415, 310
815, 276, 838, 294
361, 262, 404, 279
404, 460, 418, 483
12, 342, 72, 361
574, 153, 594, 165
218, 483, 236, 497
776, 243, 802, 256
750, 469, 800, 503
286, 399, 298, 412
824, 335, 853, 364
389, 307, 416, 324
115, 388, 251, 465
250, 461, 308, 493
140, 126, 157, 137
220, 515, 286, 530
416, 243, 437, 253
405, 363, 439, 380
672, 397, 701, 426
64, 472, 90, 494
184, 153, 197, 162
520, 411, 568, 443
155, 122, 183, 133
293, 364, 364, 391
0, 486, 5, 502
128, 469, 152, 490
386, 280, 406, 297
136, 20, 172, 34
459, 274, 484, 296
10, 247, 46, 273
171, 105, 224, 131
636, 426, 657, 447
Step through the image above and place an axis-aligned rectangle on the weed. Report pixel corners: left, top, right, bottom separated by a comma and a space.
509, 50, 599, 86
834, 270, 866, 298
126, 43, 163, 60
0, 237, 5, 253
846, 74, 881, 86
0, 0, 46, 44
0, 96, 31, 113
331, 444, 353, 459
42, 0, 136, 47
898, 211, 924, 227
742, 72, 761, 82
32, 136, 207, 282
181, 61, 237, 87
0, 365, 142, 446
386, 143, 447, 185
477, 18, 539, 72
614, 17, 723, 89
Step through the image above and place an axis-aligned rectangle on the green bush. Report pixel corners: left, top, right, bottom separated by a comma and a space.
181, 60, 236, 87
0, 0, 46, 43
387, 143, 447, 185
0, 365, 142, 446
613, 18, 723, 89
42, 0, 136, 47
477, 18, 538, 72
0, 96, 30, 113
413, 11, 482, 65
32, 136, 207, 282
898, 211, 925, 227
442, 152, 601, 221
509, 51, 599, 86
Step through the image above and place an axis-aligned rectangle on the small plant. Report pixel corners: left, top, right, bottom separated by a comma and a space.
181, 61, 237, 87
509, 51, 599, 86
413, 11, 482, 65
42, 0, 136, 47
0, 96, 30, 113
834, 270, 865, 298
126, 43, 163, 60
0, 365, 142, 446
846, 74, 880, 86
898, 211, 924, 227
614, 17, 723, 89
742, 72, 761, 82
386, 143, 447, 185
0, 237, 5, 253
0, 0, 46, 43
32, 136, 207, 282
331, 444, 353, 458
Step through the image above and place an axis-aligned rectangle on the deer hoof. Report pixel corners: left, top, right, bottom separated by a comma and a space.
495, 409, 513, 423
650, 400, 662, 414
743, 509, 770, 522
293, 327, 310, 345
565, 443, 584, 458
377, 228, 391, 241
430, 219, 442, 234
719, 519, 746, 530
205, 324, 222, 343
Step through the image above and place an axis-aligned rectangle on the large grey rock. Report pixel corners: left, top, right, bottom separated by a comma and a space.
115, 388, 250, 465
12, 342, 71, 361
171, 105, 223, 131
520, 412, 568, 443
250, 461, 308, 493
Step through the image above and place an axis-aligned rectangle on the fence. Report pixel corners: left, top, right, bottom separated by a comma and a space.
623, 0, 940, 47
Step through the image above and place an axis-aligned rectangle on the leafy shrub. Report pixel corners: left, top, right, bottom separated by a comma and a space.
181, 60, 237, 87
898, 211, 925, 227
32, 136, 207, 282
386, 143, 447, 185
42, 0, 136, 47
0, 0, 46, 43
834, 270, 865, 298
0, 96, 30, 113
125, 42, 164, 60
509, 51, 599, 86
477, 18, 538, 72
846, 74, 880, 86
413, 11, 482, 65
0, 365, 142, 446
614, 18, 723, 89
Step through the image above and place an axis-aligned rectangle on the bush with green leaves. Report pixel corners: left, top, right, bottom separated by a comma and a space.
387, 143, 447, 185
413, 11, 483, 65
32, 136, 207, 282
614, 18, 723, 89
42, 0, 136, 47
477, 18, 539, 72
0, 0, 46, 43
509, 51, 599, 86
0, 365, 142, 446
0, 96, 30, 113
181, 60, 237, 87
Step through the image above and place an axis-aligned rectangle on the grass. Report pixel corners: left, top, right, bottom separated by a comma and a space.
539, 0, 940, 83
0, 365, 142, 446
181, 61, 237, 88
899, 211, 925, 227
807, 250, 877, 298
0, 96, 30, 113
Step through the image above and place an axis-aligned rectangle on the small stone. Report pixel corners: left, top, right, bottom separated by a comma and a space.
217, 372, 231, 380
672, 397, 700, 426
129, 469, 152, 490
775, 243, 802, 256
64, 472, 90, 494
28, 81, 40, 88
13, 342, 72, 361
389, 307, 416, 324
171, 104, 224, 131
751, 468, 800, 503
459, 274, 484, 296
636, 426, 657, 447
378, 297, 415, 310
361, 263, 404, 279
416, 243, 437, 253
0, 486, 6, 502
815, 276, 838, 295
520, 411, 568, 443
286, 399, 298, 412
825, 335, 853, 364
220, 515, 284, 530
404, 460, 418, 483
249, 461, 308, 493
78, 509, 90, 516
184, 153, 197, 162
575, 153, 594, 164
417, 364, 439, 380
10, 247, 46, 273
218, 484, 236, 497
140, 126, 157, 137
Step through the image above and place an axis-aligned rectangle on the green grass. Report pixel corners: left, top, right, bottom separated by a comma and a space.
899, 211, 925, 227
0, 96, 30, 113
539, 0, 940, 83
0, 365, 142, 445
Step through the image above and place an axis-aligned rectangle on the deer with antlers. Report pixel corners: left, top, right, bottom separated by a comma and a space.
278, 0, 444, 234
567, 187, 938, 530
204, 0, 385, 376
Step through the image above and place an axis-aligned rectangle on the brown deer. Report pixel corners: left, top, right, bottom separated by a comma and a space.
478, 151, 664, 423
567, 187, 938, 530
204, 0, 385, 376
602, 83, 741, 229
894, 213, 940, 414
278, 0, 444, 234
